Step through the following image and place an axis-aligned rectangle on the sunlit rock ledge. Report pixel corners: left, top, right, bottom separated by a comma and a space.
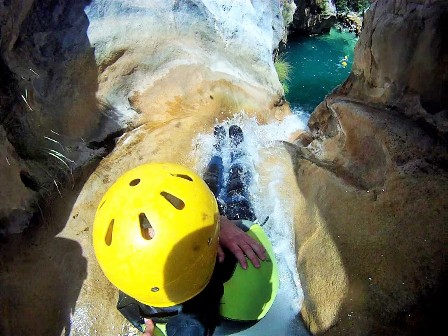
85, 0, 288, 127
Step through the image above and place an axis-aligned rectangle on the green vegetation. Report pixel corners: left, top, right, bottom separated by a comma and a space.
282, 0, 296, 26
316, 0, 331, 15
334, 0, 370, 12
274, 56, 291, 95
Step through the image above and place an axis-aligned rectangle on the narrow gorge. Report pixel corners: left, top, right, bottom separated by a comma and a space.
0, 1, 446, 335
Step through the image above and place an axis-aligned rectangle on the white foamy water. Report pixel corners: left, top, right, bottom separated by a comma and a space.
192, 112, 311, 336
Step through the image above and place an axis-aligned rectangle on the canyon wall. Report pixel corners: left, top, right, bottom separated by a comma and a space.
290, 0, 337, 36
0, 0, 111, 237
1, 0, 446, 335
291, 0, 448, 334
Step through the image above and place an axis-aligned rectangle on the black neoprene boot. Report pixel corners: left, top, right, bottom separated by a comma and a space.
228, 124, 244, 148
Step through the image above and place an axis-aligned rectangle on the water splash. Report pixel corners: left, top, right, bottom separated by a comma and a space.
192, 112, 310, 335
328, 0, 337, 13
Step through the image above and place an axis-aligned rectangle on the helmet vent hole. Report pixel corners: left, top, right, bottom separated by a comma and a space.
161, 192, 185, 210
139, 213, 155, 240
99, 200, 106, 209
171, 174, 193, 181
129, 178, 141, 186
105, 219, 114, 246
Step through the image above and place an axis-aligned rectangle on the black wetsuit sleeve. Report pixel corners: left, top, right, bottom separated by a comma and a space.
117, 292, 145, 332
116, 257, 237, 335
117, 291, 181, 332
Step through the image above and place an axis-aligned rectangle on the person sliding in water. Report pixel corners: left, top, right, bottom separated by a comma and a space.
340, 55, 349, 68
92, 124, 278, 336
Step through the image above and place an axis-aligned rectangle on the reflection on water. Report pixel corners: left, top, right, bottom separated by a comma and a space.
285, 28, 358, 115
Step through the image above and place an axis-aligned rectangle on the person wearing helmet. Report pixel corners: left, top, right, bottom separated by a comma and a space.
93, 125, 276, 336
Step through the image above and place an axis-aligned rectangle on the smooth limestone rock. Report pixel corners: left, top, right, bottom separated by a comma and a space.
340, 0, 448, 116
292, 0, 448, 334
86, 0, 292, 134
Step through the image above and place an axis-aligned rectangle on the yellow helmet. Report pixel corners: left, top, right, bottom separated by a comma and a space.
93, 162, 219, 307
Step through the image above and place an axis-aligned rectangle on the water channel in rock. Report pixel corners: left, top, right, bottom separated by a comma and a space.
193, 115, 308, 336
121, 28, 357, 336
188, 29, 358, 335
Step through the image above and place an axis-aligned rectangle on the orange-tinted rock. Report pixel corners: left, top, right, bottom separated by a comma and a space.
292, 1, 448, 334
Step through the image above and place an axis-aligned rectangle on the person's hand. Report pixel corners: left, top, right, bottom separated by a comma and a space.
142, 318, 154, 336
218, 216, 266, 269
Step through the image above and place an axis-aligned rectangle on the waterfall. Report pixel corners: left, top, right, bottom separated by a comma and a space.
328, 0, 337, 13
193, 112, 310, 335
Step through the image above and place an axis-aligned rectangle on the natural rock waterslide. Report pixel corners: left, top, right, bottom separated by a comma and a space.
0, 1, 446, 336
0, 1, 296, 335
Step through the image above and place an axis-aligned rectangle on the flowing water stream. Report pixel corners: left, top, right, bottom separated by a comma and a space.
186, 28, 358, 336
193, 114, 309, 336
120, 28, 357, 336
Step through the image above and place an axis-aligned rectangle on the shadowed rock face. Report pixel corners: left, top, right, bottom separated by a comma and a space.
0, 0, 101, 152
0, 0, 108, 237
0, 12, 105, 335
290, 0, 337, 37
291, 0, 448, 334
